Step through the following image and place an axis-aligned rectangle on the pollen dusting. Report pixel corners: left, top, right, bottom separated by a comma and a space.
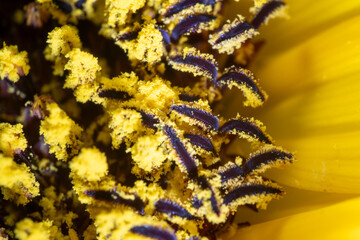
0, 0, 291, 239
39, 102, 83, 161
0, 43, 30, 83
0, 123, 28, 157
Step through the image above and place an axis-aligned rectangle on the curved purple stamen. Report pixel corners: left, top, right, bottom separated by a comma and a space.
164, 125, 198, 178
223, 185, 282, 205
155, 199, 195, 219
219, 119, 271, 144
171, 14, 216, 41
85, 190, 145, 215
214, 21, 254, 45
179, 94, 201, 102
171, 105, 219, 130
130, 225, 177, 240
217, 71, 265, 101
170, 55, 218, 80
242, 150, 292, 176
184, 133, 215, 153
251, 0, 285, 29
164, 0, 209, 18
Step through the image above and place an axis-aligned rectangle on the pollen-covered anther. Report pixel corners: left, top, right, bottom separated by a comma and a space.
223, 184, 283, 210
243, 146, 293, 176
130, 225, 177, 240
184, 133, 215, 153
251, 0, 288, 29
161, 0, 214, 21
220, 147, 293, 183
155, 199, 195, 220
164, 125, 199, 177
216, 66, 267, 107
219, 117, 272, 144
171, 104, 219, 131
171, 14, 218, 41
209, 15, 258, 54
85, 190, 145, 214
168, 47, 218, 81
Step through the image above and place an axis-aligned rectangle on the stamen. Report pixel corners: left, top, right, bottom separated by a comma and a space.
164, 0, 210, 18
53, 0, 72, 13
75, 0, 86, 9
171, 105, 219, 130
85, 190, 145, 214
243, 148, 293, 176
179, 93, 201, 102
184, 133, 215, 153
130, 225, 177, 240
139, 111, 160, 130
156, 27, 171, 46
164, 125, 198, 177
223, 185, 282, 205
155, 199, 195, 219
116, 30, 140, 41
209, 16, 258, 54
169, 48, 218, 81
216, 67, 267, 107
251, 0, 286, 29
220, 118, 272, 144
171, 14, 217, 41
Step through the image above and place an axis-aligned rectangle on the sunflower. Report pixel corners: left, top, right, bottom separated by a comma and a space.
0, 0, 359, 239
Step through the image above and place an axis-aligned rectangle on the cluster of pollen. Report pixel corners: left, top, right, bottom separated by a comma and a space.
0, 0, 291, 239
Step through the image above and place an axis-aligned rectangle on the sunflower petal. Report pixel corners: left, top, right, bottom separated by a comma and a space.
254, 0, 360, 54
227, 197, 360, 240
252, 15, 360, 193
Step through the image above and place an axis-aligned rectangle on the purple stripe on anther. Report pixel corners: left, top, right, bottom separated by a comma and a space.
85, 190, 145, 215
171, 105, 219, 130
98, 89, 132, 100
139, 111, 160, 130
219, 119, 271, 144
184, 133, 215, 152
53, 0, 72, 13
170, 54, 218, 80
220, 166, 244, 183
116, 30, 140, 41
196, 176, 220, 215
155, 199, 195, 219
214, 21, 254, 44
217, 71, 265, 101
243, 150, 292, 176
164, 0, 209, 18
179, 94, 201, 102
156, 27, 171, 46
130, 225, 177, 240
223, 185, 282, 205
75, 0, 86, 8
171, 14, 216, 41
251, 0, 285, 29
164, 125, 198, 177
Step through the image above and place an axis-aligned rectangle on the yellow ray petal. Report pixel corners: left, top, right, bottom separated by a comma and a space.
252, 13, 360, 99
245, 14, 360, 194
226, 196, 360, 240
257, 0, 360, 55
234, 186, 358, 225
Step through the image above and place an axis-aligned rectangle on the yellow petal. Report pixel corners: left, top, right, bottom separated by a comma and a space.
258, 0, 360, 55
226, 196, 360, 240
234, 186, 358, 224
253, 13, 360, 99
232, 13, 360, 193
